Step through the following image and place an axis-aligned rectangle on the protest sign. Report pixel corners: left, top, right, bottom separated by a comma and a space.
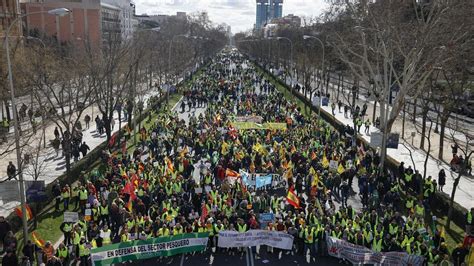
91, 233, 209, 266
326, 236, 424, 266
259, 213, 275, 229
329, 160, 338, 171
255, 174, 272, 189
218, 230, 294, 250
63, 212, 79, 223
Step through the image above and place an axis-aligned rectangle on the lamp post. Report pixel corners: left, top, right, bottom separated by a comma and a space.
303, 35, 325, 119
276, 37, 293, 87
4, 7, 71, 242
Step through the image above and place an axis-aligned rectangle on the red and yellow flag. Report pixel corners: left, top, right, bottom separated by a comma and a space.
164, 157, 174, 173
15, 204, 33, 221
31, 231, 45, 248
225, 168, 240, 178
126, 199, 133, 212
286, 186, 300, 209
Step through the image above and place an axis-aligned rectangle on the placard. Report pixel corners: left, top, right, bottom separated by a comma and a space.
64, 211, 79, 223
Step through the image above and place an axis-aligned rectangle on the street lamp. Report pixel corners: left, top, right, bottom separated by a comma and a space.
4, 7, 71, 242
303, 35, 326, 118
276, 37, 293, 87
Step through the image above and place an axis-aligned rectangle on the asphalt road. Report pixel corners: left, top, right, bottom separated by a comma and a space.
125, 251, 342, 266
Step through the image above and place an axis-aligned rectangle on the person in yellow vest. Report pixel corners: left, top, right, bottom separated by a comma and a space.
77, 237, 91, 266
213, 220, 225, 253
405, 196, 414, 212
237, 218, 248, 233
60, 221, 73, 245
414, 201, 425, 219
372, 234, 383, 252
121, 228, 130, 242
100, 224, 112, 246
78, 186, 89, 212
173, 223, 184, 235
303, 226, 316, 260
99, 201, 109, 227
62, 185, 70, 211
466, 207, 473, 235
56, 242, 69, 265
158, 224, 170, 237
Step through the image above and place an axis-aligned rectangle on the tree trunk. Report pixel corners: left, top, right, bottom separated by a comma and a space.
420, 109, 428, 150
4, 100, 11, 121
446, 174, 461, 229
423, 121, 433, 179
412, 99, 417, 123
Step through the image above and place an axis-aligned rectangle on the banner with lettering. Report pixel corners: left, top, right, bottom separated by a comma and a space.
326, 236, 424, 266
91, 233, 209, 266
218, 230, 294, 250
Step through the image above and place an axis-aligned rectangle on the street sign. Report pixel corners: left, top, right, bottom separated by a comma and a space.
25, 180, 47, 203
387, 133, 400, 149
64, 211, 79, 223
370, 132, 383, 148
0, 181, 19, 202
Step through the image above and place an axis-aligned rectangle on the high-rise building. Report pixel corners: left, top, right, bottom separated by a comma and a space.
256, 0, 283, 29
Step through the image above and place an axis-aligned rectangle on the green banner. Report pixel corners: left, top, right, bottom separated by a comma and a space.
91, 232, 209, 265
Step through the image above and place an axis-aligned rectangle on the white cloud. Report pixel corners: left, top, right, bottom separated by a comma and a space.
134, 0, 329, 33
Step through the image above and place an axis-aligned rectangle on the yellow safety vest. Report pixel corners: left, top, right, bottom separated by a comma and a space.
79, 190, 88, 200
238, 224, 247, 233
415, 205, 424, 216
57, 247, 68, 258
63, 223, 72, 232
102, 229, 111, 245
79, 244, 90, 257
62, 191, 70, 199
100, 206, 109, 215
372, 239, 382, 252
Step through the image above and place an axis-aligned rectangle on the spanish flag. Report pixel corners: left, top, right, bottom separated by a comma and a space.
31, 231, 45, 248
225, 168, 240, 178
15, 204, 33, 221
286, 186, 300, 209
164, 157, 174, 173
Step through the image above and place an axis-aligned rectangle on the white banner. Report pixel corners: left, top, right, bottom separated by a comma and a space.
218, 230, 294, 250
326, 236, 424, 266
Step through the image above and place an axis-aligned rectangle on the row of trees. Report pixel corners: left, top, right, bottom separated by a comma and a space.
1, 12, 228, 177
236, 0, 473, 228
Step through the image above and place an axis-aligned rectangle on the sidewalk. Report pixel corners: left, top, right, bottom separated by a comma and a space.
272, 69, 473, 210
0, 84, 161, 218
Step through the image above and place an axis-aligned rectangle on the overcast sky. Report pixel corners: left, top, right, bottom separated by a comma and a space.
134, 0, 329, 33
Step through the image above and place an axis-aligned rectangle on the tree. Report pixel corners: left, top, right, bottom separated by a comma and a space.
446, 116, 473, 229
326, 0, 471, 171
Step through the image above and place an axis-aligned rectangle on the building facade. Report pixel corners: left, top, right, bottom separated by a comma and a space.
100, 2, 121, 43
1, 0, 22, 37
22, 0, 130, 47
255, 0, 283, 29
102, 0, 137, 40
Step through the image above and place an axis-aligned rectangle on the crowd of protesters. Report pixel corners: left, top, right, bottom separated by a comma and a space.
6, 51, 472, 266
